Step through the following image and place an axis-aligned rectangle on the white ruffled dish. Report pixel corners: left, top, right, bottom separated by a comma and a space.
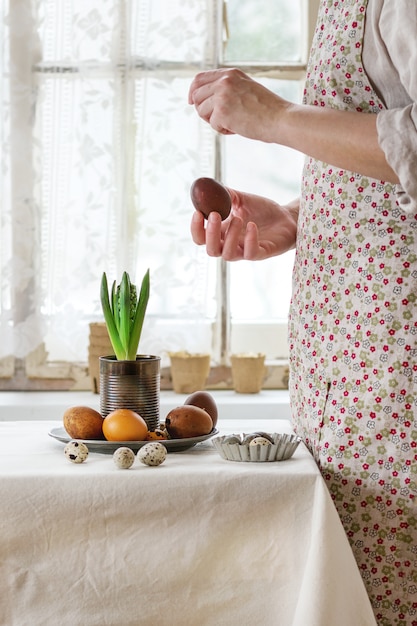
212, 432, 301, 462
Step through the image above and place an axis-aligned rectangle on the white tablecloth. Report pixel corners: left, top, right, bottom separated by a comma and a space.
0, 420, 377, 626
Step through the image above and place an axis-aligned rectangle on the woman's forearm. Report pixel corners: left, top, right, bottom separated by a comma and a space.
189, 69, 399, 184
278, 104, 399, 184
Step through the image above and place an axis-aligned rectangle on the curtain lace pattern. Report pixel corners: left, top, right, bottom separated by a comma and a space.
1, 0, 217, 362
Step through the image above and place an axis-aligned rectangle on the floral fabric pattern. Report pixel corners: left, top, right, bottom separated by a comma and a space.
289, 1, 417, 624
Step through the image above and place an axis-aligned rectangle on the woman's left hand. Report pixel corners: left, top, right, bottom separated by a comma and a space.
188, 68, 289, 143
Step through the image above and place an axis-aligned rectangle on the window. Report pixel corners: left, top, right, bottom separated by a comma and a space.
0, 0, 319, 389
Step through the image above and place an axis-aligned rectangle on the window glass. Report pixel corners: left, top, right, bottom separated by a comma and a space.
224, 0, 302, 63
1, 0, 313, 371
131, 0, 208, 61
225, 79, 304, 321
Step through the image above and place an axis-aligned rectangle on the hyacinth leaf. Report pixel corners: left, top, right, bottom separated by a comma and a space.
119, 272, 132, 357
127, 268, 150, 360
111, 280, 119, 334
100, 272, 125, 360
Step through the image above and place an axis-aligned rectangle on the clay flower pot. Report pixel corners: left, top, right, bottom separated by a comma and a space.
230, 353, 266, 394
168, 351, 211, 394
88, 322, 113, 393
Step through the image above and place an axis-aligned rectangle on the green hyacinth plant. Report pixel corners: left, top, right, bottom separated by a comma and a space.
100, 270, 150, 360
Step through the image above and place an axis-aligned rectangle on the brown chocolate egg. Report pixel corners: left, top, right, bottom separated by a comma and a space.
184, 391, 218, 427
165, 405, 213, 439
190, 177, 232, 221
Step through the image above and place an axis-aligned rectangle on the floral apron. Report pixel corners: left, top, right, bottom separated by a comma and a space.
289, 1, 417, 624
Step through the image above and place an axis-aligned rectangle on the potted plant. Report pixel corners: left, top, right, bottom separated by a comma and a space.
99, 270, 160, 431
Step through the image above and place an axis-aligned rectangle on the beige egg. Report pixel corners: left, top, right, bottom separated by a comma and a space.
137, 442, 167, 466
64, 440, 89, 463
113, 447, 135, 469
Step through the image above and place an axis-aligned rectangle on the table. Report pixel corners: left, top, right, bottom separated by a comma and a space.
0, 420, 377, 626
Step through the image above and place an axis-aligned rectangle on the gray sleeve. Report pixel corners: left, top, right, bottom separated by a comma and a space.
377, 107, 417, 214
373, 1, 417, 213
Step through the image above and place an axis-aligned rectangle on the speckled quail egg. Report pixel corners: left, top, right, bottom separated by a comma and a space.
113, 447, 135, 469
241, 433, 259, 445
64, 440, 89, 463
253, 431, 275, 443
249, 436, 272, 447
137, 442, 167, 466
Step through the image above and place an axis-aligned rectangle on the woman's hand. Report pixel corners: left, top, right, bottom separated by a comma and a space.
188, 68, 289, 143
190, 188, 299, 261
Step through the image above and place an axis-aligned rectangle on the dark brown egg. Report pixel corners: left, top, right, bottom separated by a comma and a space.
190, 177, 232, 221
184, 390, 218, 427
165, 405, 213, 439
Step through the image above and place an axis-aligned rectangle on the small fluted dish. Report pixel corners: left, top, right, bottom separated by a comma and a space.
212, 432, 301, 462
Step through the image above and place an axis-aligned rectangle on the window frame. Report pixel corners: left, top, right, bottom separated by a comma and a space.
0, 0, 320, 391
213, 0, 320, 369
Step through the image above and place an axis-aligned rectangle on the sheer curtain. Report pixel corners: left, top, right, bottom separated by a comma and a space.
0, 0, 218, 365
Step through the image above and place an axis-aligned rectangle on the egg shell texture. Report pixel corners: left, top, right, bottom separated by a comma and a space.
241, 434, 260, 445
165, 405, 213, 439
113, 447, 135, 469
64, 440, 89, 463
249, 436, 272, 447
138, 442, 167, 466
190, 177, 231, 221
63, 405, 104, 440
184, 391, 218, 427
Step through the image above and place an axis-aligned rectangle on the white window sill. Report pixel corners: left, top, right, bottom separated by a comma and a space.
0, 389, 291, 422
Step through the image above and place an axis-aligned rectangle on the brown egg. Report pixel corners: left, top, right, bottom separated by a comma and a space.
184, 391, 218, 427
63, 406, 105, 440
165, 405, 213, 439
190, 177, 232, 221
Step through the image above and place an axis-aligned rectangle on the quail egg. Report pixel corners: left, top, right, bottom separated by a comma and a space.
137, 442, 167, 466
253, 431, 275, 443
249, 436, 272, 447
241, 434, 259, 445
113, 447, 135, 469
64, 440, 89, 463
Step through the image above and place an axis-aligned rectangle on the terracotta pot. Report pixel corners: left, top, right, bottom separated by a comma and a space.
88, 323, 113, 393
168, 352, 211, 394
230, 353, 266, 394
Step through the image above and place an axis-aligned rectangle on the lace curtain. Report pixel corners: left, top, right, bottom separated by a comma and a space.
0, 0, 218, 362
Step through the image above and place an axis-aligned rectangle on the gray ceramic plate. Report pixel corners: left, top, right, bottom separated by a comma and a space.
49, 426, 218, 454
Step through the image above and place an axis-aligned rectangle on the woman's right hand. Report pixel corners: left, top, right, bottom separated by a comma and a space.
190, 188, 299, 261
